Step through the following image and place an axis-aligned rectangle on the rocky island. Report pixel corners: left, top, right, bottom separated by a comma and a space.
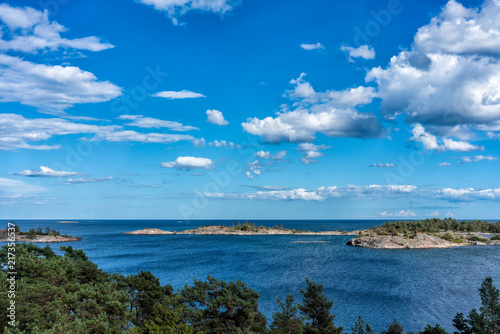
124, 221, 360, 236
346, 218, 500, 249
0, 226, 81, 243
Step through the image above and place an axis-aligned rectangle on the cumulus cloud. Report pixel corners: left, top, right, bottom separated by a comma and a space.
117, 115, 198, 131
340, 45, 375, 62
65, 176, 115, 184
300, 43, 324, 51
366, 0, 500, 133
207, 140, 242, 149
137, 0, 235, 25
161, 156, 214, 170
245, 171, 254, 179
153, 90, 205, 99
377, 210, 417, 217
192, 138, 206, 148
438, 162, 451, 167
0, 4, 114, 53
206, 109, 229, 125
16, 166, 79, 177
243, 73, 382, 143
297, 143, 330, 164
255, 150, 287, 160
0, 55, 121, 114
414, 0, 500, 56
410, 124, 483, 151
255, 150, 271, 159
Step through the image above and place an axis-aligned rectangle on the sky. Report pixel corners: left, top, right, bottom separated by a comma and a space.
0, 0, 499, 220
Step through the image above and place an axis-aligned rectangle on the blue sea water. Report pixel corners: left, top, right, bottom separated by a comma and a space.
2, 219, 500, 333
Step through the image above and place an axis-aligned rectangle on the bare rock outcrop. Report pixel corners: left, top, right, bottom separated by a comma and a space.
346, 233, 464, 249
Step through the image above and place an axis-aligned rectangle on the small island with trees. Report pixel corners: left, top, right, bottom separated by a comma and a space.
124, 221, 360, 236
347, 218, 500, 249
0, 225, 81, 243
125, 218, 500, 249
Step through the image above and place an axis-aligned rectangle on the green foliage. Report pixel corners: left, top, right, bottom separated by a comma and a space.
382, 319, 404, 334
440, 232, 465, 244
180, 275, 267, 333
126, 271, 173, 327
142, 295, 192, 334
468, 236, 489, 243
0, 243, 133, 334
490, 236, 500, 241
453, 277, 500, 334
299, 278, 342, 334
378, 218, 500, 235
270, 294, 304, 334
351, 315, 375, 334
419, 324, 448, 334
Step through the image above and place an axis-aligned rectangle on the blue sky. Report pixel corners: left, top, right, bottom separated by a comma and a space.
1, 0, 500, 220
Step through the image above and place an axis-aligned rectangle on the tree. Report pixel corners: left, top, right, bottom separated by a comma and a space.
270, 294, 304, 334
454, 277, 500, 334
382, 319, 404, 334
298, 278, 342, 334
420, 324, 448, 334
143, 295, 193, 334
352, 315, 375, 334
180, 275, 267, 333
127, 271, 173, 327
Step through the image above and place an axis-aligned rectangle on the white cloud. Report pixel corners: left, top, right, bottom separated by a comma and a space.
243, 74, 382, 143
272, 150, 287, 161
340, 45, 375, 62
438, 162, 451, 167
201, 184, 418, 201
436, 187, 500, 201
300, 43, 324, 51
0, 177, 47, 194
369, 163, 395, 168
193, 138, 206, 148
161, 156, 214, 170
65, 176, 114, 184
427, 210, 440, 217
0, 55, 121, 114
461, 155, 498, 163
88, 130, 195, 144
244, 185, 290, 191
366, 1, 500, 133
207, 140, 242, 149
137, 0, 234, 25
378, 210, 417, 218
206, 109, 229, 125
0, 4, 113, 53
255, 150, 271, 159
297, 143, 330, 164
16, 166, 79, 177
411, 124, 483, 151
118, 115, 198, 131
414, 0, 500, 56
247, 160, 262, 176
153, 90, 205, 99
0, 113, 118, 150
245, 171, 254, 179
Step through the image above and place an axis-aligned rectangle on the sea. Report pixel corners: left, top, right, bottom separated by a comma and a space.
2, 219, 500, 333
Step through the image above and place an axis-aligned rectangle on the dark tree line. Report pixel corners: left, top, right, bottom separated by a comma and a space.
1, 243, 499, 334
375, 218, 500, 235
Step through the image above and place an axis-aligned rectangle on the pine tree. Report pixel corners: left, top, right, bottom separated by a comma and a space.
298, 278, 342, 334
270, 294, 304, 334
